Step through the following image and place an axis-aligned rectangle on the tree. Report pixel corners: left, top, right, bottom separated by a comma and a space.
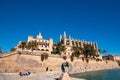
10, 48, 17, 52
51, 42, 66, 55
98, 49, 107, 56
83, 44, 97, 58
18, 41, 26, 51
63, 56, 67, 60
0, 46, 2, 53
26, 41, 38, 51
72, 46, 80, 58
41, 53, 49, 61
70, 53, 74, 62
83, 44, 90, 58
89, 46, 97, 58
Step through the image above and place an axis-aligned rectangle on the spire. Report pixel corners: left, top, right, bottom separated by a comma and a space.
39, 32, 41, 36
60, 34, 62, 42
95, 42, 98, 50
37, 32, 42, 39
90, 41, 93, 46
64, 31, 66, 38
69, 35, 71, 40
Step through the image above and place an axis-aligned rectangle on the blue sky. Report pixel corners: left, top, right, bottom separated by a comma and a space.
0, 0, 120, 55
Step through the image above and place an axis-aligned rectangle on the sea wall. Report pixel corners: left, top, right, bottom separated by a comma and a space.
0, 53, 119, 73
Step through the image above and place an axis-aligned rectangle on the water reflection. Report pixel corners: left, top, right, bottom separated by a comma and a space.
71, 69, 120, 80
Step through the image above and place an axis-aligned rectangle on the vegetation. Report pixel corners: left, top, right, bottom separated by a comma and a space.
96, 58, 102, 62
70, 53, 74, 62
82, 57, 84, 61
63, 56, 67, 60
51, 42, 66, 55
0, 46, 2, 53
10, 48, 17, 52
41, 54, 44, 61
86, 58, 89, 63
98, 49, 107, 56
83, 44, 97, 58
26, 41, 38, 51
71, 44, 98, 59
41, 53, 49, 61
44, 53, 49, 60
18, 41, 39, 52
72, 46, 83, 58
18, 41, 26, 51
17, 51, 22, 54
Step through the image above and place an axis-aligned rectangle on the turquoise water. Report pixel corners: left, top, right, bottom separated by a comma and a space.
71, 69, 120, 80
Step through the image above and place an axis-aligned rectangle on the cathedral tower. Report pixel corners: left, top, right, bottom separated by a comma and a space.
63, 31, 66, 45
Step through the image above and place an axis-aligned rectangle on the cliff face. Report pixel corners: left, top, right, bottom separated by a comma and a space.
0, 53, 119, 73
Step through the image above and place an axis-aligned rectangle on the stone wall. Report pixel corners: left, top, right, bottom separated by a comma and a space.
0, 53, 119, 73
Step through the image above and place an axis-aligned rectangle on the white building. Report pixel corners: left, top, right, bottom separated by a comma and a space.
27, 33, 53, 53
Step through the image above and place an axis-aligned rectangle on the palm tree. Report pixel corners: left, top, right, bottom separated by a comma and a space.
60, 45, 66, 53
83, 44, 90, 58
83, 44, 97, 58
26, 41, 38, 52
72, 46, 80, 58
98, 49, 107, 56
18, 41, 26, 51
51, 42, 66, 55
57, 42, 66, 55
89, 46, 97, 58
10, 48, 17, 52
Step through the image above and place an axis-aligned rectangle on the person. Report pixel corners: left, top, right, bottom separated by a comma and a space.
46, 67, 48, 71
19, 72, 23, 76
28, 71, 31, 75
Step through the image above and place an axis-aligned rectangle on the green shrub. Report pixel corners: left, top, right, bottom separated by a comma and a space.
106, 61, 108, 64
63, 56, 67, 60
44, 53, 48, 60
86, 58, 89, 63
70, 55, 74, 62
96, 59, 100, 62
41, 54, 44, 61
82, 57, 84, 62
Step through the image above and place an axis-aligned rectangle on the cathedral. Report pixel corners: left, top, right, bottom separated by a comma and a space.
59, 32, 99, 56
17, 32, 100, 58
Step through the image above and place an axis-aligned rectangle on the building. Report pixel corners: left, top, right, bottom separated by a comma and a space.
102, 55, 120, 61
59, 32, 99, 57
27, 33, 53, 53
102, 55, 114, 61
113, 55, 120, 61
16, 33, 53, 54
16, 32, 101, 58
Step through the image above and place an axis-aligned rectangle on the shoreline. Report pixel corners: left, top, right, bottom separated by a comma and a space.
69, 66, 120, 75
0, 54, 120, 80
0, 67, 119, 80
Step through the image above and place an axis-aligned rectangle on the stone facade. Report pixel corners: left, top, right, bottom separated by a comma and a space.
27, 33, 53, 53
113, 55, 120, 61
102, 55, 120, 61
17, 32, 100, 57
60, 32, 99, 57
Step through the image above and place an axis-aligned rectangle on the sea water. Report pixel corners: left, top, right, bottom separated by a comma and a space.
71, 69, 120, 80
